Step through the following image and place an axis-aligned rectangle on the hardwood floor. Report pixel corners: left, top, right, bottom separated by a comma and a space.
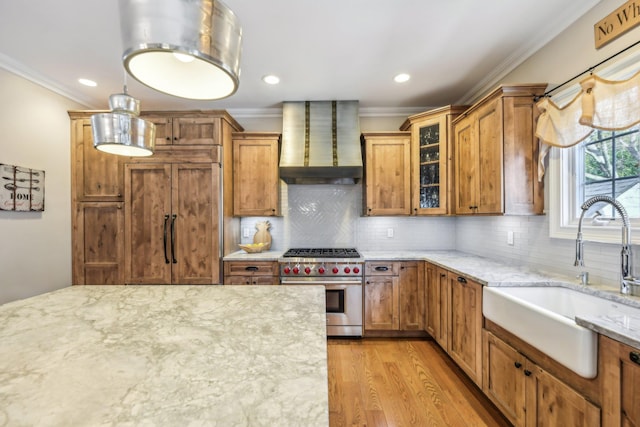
327, 338, 511, 427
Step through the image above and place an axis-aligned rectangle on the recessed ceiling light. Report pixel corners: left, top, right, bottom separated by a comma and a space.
394, 73, 410, 83
78, 78, 97, 87
262, 74, 280, 85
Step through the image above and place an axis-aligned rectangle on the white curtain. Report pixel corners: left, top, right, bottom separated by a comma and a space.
535, 69, 640, 179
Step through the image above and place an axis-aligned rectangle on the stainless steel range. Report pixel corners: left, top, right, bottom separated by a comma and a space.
279, 248, 363, 337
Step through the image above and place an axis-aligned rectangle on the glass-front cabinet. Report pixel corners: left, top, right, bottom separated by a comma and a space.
400, 105, 468, 215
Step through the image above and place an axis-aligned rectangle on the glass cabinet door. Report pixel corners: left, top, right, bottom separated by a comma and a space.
414, 115, 447, 214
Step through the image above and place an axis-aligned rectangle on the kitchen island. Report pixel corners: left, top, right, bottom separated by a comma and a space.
0, 285, 329, 426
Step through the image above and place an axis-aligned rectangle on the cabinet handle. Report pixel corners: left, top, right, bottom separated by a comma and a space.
375, 266, 389, 272
524, 369, 532, 376
170, 214, 177, 264
166, 137, 171, 141
631, 351, 640, 366
457, 276, 467, 283
163, 214, 170, 264
514, 362, 522, 369
440, 273, 446, 278
245, 266, 259, 272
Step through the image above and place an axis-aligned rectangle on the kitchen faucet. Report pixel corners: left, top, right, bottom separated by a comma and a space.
574, 195, 639, 295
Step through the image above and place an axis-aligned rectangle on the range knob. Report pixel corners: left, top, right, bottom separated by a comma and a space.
304, 267, 311, 275
292, 266, 300, 275
332, 267, 339, 274
283, 266, 291, 274
318, 267, 325, 274
353, 266, 360, 274
344, 267, 351, 274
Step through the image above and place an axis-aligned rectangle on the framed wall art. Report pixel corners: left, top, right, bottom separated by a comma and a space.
0, 163, 45, 211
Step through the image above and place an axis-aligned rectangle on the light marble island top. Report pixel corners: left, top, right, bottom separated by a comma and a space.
0, 285, 329, 426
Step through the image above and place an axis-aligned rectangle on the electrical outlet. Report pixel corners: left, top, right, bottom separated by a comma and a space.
243, 227, 250, 238
387, 228, 394, 238
507, 230, 514, 245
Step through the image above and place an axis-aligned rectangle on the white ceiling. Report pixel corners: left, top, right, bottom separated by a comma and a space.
0, 0, 600, 115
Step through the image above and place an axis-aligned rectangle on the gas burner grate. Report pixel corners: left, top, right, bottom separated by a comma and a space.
282, 248, 361, 258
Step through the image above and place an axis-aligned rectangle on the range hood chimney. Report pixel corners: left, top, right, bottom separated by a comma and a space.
279, 101, 362, 184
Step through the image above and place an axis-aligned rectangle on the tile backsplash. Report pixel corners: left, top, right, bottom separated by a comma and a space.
239, 183, 637, 291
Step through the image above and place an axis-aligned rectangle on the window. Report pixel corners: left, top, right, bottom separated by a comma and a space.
550, 124, 640, 244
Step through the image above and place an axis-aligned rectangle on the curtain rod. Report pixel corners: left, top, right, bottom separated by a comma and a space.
542, 39, 640, 98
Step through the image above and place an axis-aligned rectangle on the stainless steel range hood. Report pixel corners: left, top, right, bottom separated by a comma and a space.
279, 101, 362, 184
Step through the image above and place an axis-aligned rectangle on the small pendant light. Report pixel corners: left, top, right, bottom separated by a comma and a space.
90, 82, 156, 157
118, 0, 242, 100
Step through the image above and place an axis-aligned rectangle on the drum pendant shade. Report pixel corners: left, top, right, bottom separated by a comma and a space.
119, 0, 242, 100
91, 93, 156, 157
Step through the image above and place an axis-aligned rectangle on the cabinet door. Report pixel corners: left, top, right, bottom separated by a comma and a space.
73, 119, 123, 201
364, 276, 399, 330
173, 117, 219, 145
448, 273, 483, 386
483, 331, 527, 427
364, 134, 411, 216
233, 135, 280, 216
399, 262, 424, 330
72, 202, 124, 285
476, 97, 503, 214
412, 115, 448, 215
144, 116, 173, 146
424, 262, 438, 337
601, 335, 640, 426
526, 365, 600, 427
171, 163, 220, 284
435, 267, 450, 350
453, 116, 476, 214
124, 163, 172, 284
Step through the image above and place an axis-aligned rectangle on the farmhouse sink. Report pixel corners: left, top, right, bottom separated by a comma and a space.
483, 286, 640, 379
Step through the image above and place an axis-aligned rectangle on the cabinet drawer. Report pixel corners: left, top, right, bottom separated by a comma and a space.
225, 275, 279, 286
365, 262, 400, 276
224, 261, 278, 276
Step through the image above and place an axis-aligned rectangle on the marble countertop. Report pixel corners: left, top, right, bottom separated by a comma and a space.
0, 285, 329, 426
223, 250, 284, 261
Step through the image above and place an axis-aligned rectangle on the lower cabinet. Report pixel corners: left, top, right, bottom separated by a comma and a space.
484, 330, 601, 427
223, 261, 279, 285
364, 261, 424, 334
448, 272, 483, 387
600, 335, 640, 426
424, 264, 482, 386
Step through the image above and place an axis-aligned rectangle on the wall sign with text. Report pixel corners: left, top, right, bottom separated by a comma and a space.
594, 0, 640, 48
0, 163, 45, 211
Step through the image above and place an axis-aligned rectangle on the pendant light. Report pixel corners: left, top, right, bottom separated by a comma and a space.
118, 0, 242, 100
90, 83, 156, 157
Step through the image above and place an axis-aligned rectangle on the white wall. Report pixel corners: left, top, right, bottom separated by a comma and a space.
0, 68, 84, 304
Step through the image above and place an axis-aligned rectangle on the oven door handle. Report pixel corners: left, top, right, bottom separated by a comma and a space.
280, 280, 363, 286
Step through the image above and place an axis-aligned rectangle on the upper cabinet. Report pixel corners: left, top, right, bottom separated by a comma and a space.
452, 84, 546, 215
141, 112, 241, 146
362, 132, 412, 216
400, 106, 468, 215
232, 132, 281, 216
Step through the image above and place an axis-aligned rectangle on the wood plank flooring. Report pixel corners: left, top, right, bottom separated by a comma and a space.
327, 338, 512, 427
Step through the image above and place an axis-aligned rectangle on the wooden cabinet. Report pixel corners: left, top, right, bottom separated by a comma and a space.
400, 106, 468, 215
124, 162, 220, 285
424, 262, 449, 350
223, 261, 279, 285
452, 84, 546, 215
364, 261, 424, 333
232, 133, 281, 216
448, 272, 483, 386
424, 264, 483, 386
142, 114, 223, 146
362, 132, 412, 216
601, 335, 640, 426
484, 330, 601, 427
71, 117, 124, 202
70, 110, 242, 286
